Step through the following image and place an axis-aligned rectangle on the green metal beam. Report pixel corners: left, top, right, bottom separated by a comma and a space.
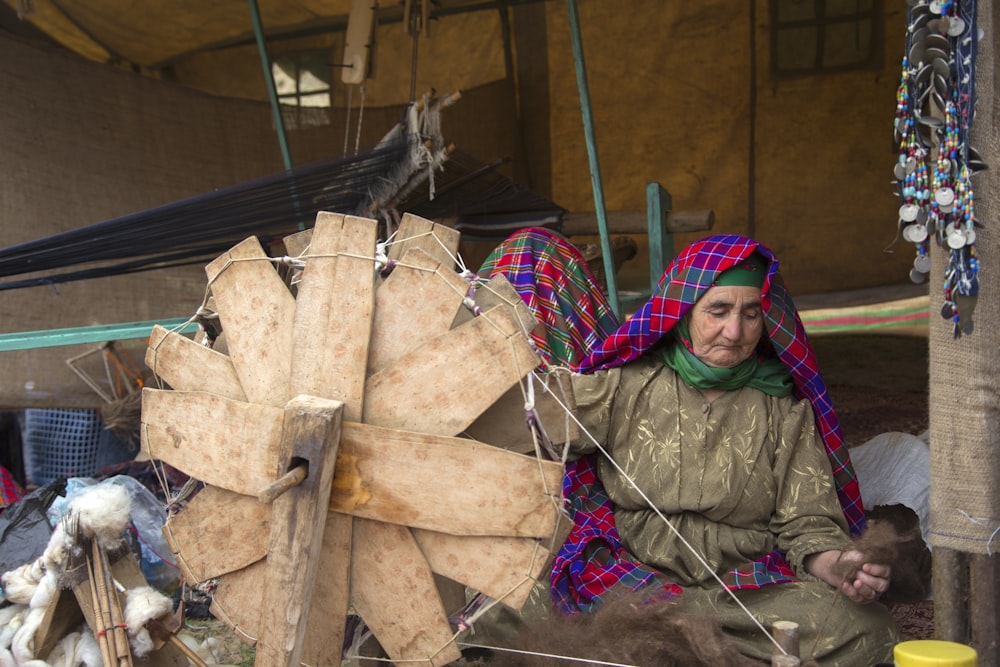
0, 318, 198, 352
248, 0, 294, 173
566, 0, 620, 318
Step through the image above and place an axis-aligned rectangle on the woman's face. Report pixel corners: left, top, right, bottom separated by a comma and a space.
688, 285, 765, 368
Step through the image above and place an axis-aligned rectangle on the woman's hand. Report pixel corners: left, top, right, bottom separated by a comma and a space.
804, 549, 891, 604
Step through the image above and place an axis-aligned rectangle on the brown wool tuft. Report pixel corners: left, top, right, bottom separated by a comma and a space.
484, 592, 758, 667
99, 390, 143, 443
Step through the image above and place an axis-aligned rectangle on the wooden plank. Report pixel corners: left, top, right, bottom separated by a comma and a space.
162, 484, 269, 582
330, 422, 563, 538
368, 247, 469, 374
281, 228, 313, 258
141, 389, 283, 495
464, 371, 578, 455
283, 217, 363, 665
290, 213, 377, 422
210, 560, 265, 644
561, 208, 715, 236
413, 530, 552, 610
205, 236, 296, 407
349, 518, 461, 667
363, 305, 541, 436
256, 396, 343, 667
300, 511, 353, 667
451, 273, 543, 347
145, 325, 246, 401
387, 212, 460, 266
33, 588, 84, 659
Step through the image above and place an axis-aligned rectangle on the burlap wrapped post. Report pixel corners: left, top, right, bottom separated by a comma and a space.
928, 1, 1000, 658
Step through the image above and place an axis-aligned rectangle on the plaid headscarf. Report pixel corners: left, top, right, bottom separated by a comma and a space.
579, 234, 865, 537
478, 227, 619, 370
479, 230, 864, 615
0, 465, 25, 513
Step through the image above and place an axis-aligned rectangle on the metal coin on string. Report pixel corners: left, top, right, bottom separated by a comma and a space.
892, 0, 985, 338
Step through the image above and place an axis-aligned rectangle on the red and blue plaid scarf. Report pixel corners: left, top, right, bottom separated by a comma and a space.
479, 230, 864, 615
0, 465, 25, 513
478, 227, 619, 370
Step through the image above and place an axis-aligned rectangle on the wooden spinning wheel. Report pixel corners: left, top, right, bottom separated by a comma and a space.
140, 212, 569, 667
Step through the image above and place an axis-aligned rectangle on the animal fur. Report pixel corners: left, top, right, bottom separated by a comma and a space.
830, 505, 931, 604
479, 594, 757, 667
865, 504, 932, 603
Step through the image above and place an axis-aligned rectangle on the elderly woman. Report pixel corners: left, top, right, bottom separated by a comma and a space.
479, 230, 899, 666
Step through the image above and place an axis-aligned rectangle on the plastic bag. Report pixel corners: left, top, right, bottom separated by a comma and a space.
0, 478, 66, 577
48, 476, 179, 590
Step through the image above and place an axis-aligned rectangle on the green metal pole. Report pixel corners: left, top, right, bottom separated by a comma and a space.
248, 0, 294, 172
566, 0, 620, 318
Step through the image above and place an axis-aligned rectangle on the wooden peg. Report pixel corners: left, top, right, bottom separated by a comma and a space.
771, 620, 800, 667
258, 464, 308, 503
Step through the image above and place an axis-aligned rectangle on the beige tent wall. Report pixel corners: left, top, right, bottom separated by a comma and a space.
539, 1, 913, 297
0, 33, 518, 408
169, 10, 507, 109
0, 1, 926, 406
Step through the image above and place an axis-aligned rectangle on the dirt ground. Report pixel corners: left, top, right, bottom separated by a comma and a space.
811, 333, 929, 446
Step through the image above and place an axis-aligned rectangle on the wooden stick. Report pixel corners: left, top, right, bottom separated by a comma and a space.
167, 634, 212, 667
103, 562, 133, 667
257, 464, 308, 503
91, 541, 116, 659
86, 544, 115, 667
93, 541, 133, 667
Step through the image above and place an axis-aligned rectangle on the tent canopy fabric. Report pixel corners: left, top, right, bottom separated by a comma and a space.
0, 0, 496, 70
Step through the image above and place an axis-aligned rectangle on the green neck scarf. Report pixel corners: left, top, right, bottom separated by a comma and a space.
658, 320, 794, 398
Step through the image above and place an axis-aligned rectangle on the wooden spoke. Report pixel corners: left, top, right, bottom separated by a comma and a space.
204, 236, 295, 407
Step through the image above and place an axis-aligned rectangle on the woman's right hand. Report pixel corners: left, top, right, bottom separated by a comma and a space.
804, 549, 891, 604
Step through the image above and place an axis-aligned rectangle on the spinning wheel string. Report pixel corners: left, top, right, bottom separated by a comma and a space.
457, 643, 640, 667
533, 372, 790, 658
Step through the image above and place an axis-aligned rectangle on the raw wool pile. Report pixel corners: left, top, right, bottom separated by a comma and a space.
484, 594, 758, 667
0, 482, 175, 667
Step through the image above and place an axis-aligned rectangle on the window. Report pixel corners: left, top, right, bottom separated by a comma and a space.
771, 0, 882, 76
272, 51, 332, 107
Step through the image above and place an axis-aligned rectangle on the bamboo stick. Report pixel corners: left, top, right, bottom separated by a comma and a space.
92, 540, 133, 667
86, 544, 115, 667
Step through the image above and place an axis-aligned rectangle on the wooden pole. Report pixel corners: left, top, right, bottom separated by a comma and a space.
565, 0, 620, 318
970, 553, 1000, 665
933, 547, 969, 642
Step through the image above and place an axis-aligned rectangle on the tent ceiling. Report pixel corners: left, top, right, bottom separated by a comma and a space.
0, 0, 514, 69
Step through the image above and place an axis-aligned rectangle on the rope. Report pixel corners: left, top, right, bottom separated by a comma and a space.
456, 642, 641, 667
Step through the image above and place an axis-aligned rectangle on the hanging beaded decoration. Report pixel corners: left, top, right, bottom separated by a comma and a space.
893, 0, 986, 337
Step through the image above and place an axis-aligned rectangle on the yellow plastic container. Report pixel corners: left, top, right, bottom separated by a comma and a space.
894, 640, 977, 666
